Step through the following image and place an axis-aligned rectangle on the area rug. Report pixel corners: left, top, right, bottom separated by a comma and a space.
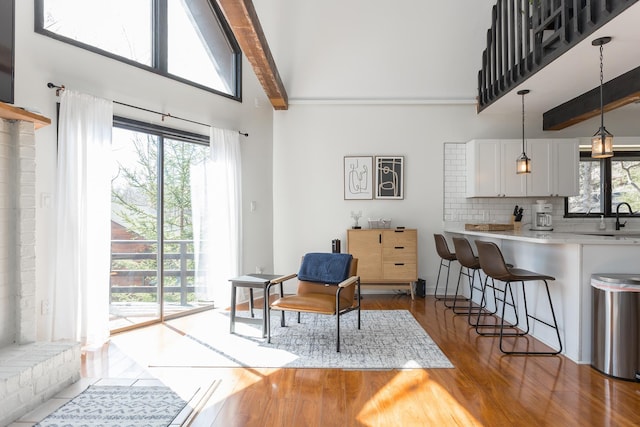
151, 309, 453, 369
36, 385, 188, 427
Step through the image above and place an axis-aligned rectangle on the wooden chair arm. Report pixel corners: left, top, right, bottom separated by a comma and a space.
337, 276, 359, 288
270, 273, 297, 285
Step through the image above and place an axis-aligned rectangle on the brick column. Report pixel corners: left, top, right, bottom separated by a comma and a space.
15, 121, 36, 344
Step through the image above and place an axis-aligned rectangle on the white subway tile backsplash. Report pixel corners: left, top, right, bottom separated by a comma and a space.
442, 142, 624, 231
444, 142, 566, 227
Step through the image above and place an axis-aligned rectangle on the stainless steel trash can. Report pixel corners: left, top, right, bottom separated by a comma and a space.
591, 274, 640, 381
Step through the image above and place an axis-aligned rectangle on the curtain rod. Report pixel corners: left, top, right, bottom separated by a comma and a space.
46, 82, 249, 137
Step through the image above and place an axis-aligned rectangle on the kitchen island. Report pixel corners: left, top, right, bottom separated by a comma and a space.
444, 226, 640, 363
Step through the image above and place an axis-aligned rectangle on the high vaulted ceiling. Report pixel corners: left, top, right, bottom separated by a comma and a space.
216, 0, 640, 121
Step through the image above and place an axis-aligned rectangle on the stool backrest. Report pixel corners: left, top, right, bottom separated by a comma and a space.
434, 234, 456, 261
452, 237, 480, 269
475, 240, 511, 280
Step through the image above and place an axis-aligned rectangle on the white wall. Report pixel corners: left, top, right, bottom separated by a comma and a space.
12, 2, 275, 340
262, 1, 640, 290
272, 104, 514, 284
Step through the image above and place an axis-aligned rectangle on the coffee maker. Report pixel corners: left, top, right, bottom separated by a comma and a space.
531, 201, 553, 231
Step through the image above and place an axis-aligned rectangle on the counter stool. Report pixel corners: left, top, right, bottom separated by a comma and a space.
475, 240, 563, 356
451, 237, 492, 324
433, 234, 458, 304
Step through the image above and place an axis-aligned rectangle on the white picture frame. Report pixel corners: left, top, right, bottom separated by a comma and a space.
344, 156, 373, 200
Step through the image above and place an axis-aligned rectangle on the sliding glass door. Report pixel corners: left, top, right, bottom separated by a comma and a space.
109, 122, 214, 332
161, 137, 212, 318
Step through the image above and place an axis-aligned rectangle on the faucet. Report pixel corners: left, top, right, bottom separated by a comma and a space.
615, 202, 633, 230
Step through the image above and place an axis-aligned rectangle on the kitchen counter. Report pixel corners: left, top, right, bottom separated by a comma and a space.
444, 225, 640, 244
443, 225, 640, 364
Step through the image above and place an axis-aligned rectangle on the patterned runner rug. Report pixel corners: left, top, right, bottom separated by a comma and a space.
152, 309, 453, 369
36, 385, 189, 427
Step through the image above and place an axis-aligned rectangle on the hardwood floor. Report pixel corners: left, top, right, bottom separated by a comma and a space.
54, 295, 640, 426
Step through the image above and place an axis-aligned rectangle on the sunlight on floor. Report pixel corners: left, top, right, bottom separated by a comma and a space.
357, 370, 483, 426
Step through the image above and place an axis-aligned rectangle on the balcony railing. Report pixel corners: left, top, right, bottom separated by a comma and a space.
478, 0, 638, 112
110, 239, 197, 306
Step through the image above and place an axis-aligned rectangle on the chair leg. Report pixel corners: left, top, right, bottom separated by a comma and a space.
448, 265, 469, 311
433, 259, 445, 298
267, 306, 272, 343
357, 279, 362, 330
336, 313, 340, 352
475, 279, 524, 337
465, 269, 493, 325
472, 275, 490, 328
474, 276, 504, 331
435, 259, 457, 302
499, 280, 563, 356
452, 266, 488, 315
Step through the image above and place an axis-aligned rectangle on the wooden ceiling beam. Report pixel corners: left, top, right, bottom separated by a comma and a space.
215, 0, 288, 110
543, 65, 640, 130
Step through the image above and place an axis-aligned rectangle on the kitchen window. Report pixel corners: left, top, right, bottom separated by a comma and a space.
566, 150, 640, 216
35, 0, 241, 100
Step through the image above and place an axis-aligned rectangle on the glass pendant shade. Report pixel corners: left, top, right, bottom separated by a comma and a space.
516, 153, 531, 174
591, 128, 613, 159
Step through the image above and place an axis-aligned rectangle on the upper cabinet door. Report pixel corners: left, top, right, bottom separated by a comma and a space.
466, 139, 501, 197
501, 139, 527, 197
553, 138, 579, 197
466, 139, 525, 197
527, 139, 554, 196
526, 138, 579, 197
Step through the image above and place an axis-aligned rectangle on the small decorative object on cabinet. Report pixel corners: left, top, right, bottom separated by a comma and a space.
347, 228, 417, 299
350, 210, 362, 229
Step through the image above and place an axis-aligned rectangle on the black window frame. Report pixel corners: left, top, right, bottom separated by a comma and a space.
34, 0, 242, 102
565, 150, 640, 218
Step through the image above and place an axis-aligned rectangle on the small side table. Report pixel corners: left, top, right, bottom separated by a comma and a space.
229, 273, 284, 337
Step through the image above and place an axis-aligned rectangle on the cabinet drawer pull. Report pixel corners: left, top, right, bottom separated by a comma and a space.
395, 246, 404, 249
394, 263, 405, 266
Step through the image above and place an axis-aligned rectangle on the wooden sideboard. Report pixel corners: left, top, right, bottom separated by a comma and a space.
346, 228, 417, 299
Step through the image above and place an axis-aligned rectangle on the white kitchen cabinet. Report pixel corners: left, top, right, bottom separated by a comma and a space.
526, 138, 579, 197
467, 138, 579, 198
466, 139, 526, 197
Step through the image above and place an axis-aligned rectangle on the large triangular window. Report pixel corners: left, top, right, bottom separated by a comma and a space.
35, 0, 241, 100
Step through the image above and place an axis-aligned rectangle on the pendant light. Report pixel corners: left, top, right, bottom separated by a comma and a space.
516, 89, 531, 174
591, 36, 613, 159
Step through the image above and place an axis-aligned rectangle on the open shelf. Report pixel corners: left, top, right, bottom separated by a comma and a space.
0, 101, 51, 129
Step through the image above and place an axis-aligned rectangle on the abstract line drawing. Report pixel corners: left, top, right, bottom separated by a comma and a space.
375, 156, 404, 199
344, 156, 373, 200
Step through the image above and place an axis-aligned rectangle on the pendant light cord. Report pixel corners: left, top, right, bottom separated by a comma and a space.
521, 91, 525, 153
599, 43, 604, 131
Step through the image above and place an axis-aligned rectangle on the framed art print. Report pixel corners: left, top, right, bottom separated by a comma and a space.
375, 156, 404, 199
344, 156, 373, 200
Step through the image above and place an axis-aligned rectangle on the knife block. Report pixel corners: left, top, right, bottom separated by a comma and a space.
511, 215, 522, 231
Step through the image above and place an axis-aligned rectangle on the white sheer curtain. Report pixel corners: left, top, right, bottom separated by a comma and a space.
191, 127, 242, 306
51, 89, 113, 346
